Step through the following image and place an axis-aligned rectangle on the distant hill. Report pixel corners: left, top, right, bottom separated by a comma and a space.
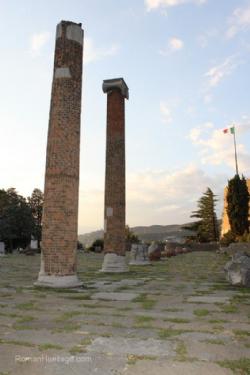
78, 223, 195, 247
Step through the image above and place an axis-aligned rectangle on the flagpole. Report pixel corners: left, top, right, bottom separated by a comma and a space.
232, 126, 239, 176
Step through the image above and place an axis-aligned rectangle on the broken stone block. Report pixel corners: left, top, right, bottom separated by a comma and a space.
224, 252, 250, 287
129, 244, 151, 265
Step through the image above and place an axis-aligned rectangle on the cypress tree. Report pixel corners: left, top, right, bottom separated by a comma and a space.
191, 188, 219, 242
227, 175, 249, 236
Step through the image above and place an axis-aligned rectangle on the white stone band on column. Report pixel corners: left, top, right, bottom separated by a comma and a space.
55, 67, 72, 79
66, 24, 83, 45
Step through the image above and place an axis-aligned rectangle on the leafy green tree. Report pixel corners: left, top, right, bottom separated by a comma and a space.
125, 225, 139, 243
191, 188, 219, 242
89, 238, 104, 252
0, 188, 34, 251
125, 225, 140, 250
227, 175, 249, 236
27, 188, 44, 248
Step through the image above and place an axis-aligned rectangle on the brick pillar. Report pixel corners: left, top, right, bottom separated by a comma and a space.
101, 78, 129, 272
35, 21, 83, 288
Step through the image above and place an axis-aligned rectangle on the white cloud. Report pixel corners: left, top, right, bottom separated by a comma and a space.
30, 32, 50, 56
79, 164, 226, 231
205, 56, 239, 88
226, 5, 250, 38
169, 37, 184, 51
197, 28, 218, 48
126, 165, 226, 226
145, 0, 206, 11
189, 122, 213, 142
189, 122, 250, 174
159, 37, 184, 55
160, 102, 173, 124
84, 37, 119, 64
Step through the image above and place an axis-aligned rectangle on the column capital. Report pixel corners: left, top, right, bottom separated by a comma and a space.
102, 78, 129, 99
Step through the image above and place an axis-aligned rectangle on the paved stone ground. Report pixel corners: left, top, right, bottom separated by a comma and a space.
0, 251, 250, 375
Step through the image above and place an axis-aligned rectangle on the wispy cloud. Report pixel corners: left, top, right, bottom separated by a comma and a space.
226, 4, 250, 39
197, 28, 218, 48
205, 56, 239, 88
30, 31, 50, 56
169, 37, 184, 51
145, 0, 206, 11
188, 122, 250, 174
79, 165, 226, 229
84, 37, 119, 64
160, 37, 184, 55
160, 101, 173, 124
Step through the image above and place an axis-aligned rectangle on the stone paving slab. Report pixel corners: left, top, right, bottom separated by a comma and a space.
88, 337, 176, 356
1, 252, 250, 375
1, 346, 127, 375
187, 341, 250, 361
122, 360, 234, 375
91, 292, 139, 301
187, 296, 231, 304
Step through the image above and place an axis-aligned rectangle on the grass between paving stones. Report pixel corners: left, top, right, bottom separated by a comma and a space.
158, 328, 189, 339
217, 358, 250, 374
212, 325, 225, 333
52, 323, 81, 333
208, 319, 227, 324
161, 308, 183, 312
193, 309, 210, 317
0, 312, 22, 318
175, 341, 188, 361
0, 338, 35, 347
202, 339, 226, 345
12, 315, 37, 330
163, 318, 191, 324
38, 343, 64, 351
127, 354, 158, 365
64, 294, 92, 300
117, 307, 133, 311
79, 303, 113, 309
233, 330, 250, 338
69, 338, 92, 355
15, 301, 40, 311
219, 303, 238, 313
132, 294, 156, 309
69, 345, 87, 354
54, 311, 82, 322
34, 286, 82, 294
100, 333, 113, 337
133, 316, 155, 328
15, 315, 36, 324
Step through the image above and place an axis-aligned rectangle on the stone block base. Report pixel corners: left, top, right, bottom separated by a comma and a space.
101, 253, 129, 273
34, 274, 83, 288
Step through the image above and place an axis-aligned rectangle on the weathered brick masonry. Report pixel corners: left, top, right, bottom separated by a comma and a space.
101, 78, 129, 272
36, 21, 83, 287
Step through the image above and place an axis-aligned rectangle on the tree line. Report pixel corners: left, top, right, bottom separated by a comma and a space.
0, 188, 44, 251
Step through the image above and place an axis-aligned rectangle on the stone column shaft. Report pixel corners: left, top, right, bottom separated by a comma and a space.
101, 78, 129, 272
35, 20, 83, 288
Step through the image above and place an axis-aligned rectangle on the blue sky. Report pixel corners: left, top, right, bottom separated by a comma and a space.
1, 0, 250, 233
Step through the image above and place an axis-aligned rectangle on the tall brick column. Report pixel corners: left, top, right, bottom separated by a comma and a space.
101, 78, 129, 272
35, 21, 83, 288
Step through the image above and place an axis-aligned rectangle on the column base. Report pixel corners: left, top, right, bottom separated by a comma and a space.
101, 253, 129, 273
34, 274, 83, 288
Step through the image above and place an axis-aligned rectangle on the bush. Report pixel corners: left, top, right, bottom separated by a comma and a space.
89, 238, 104, 252
220, 231, 236, 247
